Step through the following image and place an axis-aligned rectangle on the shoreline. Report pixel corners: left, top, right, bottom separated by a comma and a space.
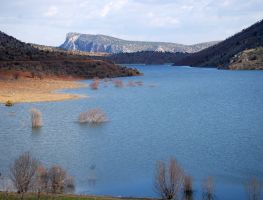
0, 78, 87, 104
0, 192, 156, 200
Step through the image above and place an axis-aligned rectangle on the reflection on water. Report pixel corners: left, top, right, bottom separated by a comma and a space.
87, 164, 97, 187
0, 65, 263, 200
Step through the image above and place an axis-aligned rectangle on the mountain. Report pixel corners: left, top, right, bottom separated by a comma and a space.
0, 31, 140, 79
60, 33, 219, 53
173, 19, 263, 69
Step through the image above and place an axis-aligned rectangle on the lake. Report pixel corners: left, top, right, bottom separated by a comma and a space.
0, 65, 263, 199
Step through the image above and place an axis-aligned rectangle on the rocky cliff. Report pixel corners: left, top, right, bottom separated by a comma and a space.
60, 33, 219, 53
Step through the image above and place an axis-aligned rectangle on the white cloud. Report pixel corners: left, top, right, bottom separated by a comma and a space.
1, 0, 263, 45
100, 0, 128, 17
44, 6, 58, 17
147, 12, 180, 27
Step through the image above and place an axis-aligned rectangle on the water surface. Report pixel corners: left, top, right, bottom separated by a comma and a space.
0, 65, 263, 199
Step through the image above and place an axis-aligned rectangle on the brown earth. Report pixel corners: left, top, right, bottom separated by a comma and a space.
0, 77, 87, 103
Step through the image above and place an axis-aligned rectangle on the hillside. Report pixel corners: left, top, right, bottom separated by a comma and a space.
229, 47, 263, 70
60, 32, 219, 53
0, 31, 140, 79
173, 20, 263, 69
104, 51, 188, 64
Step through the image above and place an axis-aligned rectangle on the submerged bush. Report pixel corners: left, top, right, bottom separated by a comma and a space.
90, 79, 100, 90
113, 79, 124, 88
202, 176, 215, 200
79, 108, 107, 123
5, 100, 14, 107
155, 158, 184, 200
127, 80, 136, 87
31, 108, 43, 128
246, 177, 262, 200
184, 176, 194, 200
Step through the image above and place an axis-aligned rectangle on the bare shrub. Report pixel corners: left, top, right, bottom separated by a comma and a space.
183, 176, 193, 200
48, 165, 75, 194
34, 165, 49, 198
10, 152, 39, 199
246, 177, 262, 200
113, 79, 124, 88
64, 176, 75, 193
155, 158, 184, 200
5, 100, 14, 107
127, 80, 136, 87
149, 84, 157, 88
202, 176, 215, 200
31, 108, 42, 128
90, 79, 100, 90
48, 165, 66, 194
135, 80, 143, 86
79, 108, 107, 123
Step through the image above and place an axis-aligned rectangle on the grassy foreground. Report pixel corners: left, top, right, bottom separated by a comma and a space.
0, 192, 156, 200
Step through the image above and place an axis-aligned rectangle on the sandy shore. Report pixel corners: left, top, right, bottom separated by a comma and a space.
0, 78, 87, 103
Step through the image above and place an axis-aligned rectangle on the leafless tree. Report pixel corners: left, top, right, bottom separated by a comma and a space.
183, 176, 193, 200
10, 152, 39, 200
154, 158, 184, 200
31, 108, 43, 128
48, 165, 66, 194
34, 165, 49, 199
79, 108, 107, 123
202, 176, 215, 200
246, 177, 262, 200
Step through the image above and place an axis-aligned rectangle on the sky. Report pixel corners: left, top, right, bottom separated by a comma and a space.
0, 0, 263, 46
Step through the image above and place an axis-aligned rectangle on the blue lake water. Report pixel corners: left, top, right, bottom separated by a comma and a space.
0, 65, 263, 199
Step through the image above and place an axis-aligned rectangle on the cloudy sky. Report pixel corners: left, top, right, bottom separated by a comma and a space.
0, 0, 263, 46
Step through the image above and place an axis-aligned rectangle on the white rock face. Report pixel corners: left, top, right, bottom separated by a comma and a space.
60, 32, 219, 53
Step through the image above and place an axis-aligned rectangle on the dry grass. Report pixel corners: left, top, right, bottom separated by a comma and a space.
0, 79, 86, 103
79, 108, 107, 123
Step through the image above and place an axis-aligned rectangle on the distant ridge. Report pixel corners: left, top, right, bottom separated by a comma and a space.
60, 33, 219, 53
173, 19, 263, 69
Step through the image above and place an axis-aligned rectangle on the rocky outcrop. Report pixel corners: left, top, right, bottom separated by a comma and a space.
229, 47, 263, 70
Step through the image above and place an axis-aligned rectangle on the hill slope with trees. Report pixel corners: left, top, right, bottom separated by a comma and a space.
173, 20, 263, 69
0, 31, 140, 79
